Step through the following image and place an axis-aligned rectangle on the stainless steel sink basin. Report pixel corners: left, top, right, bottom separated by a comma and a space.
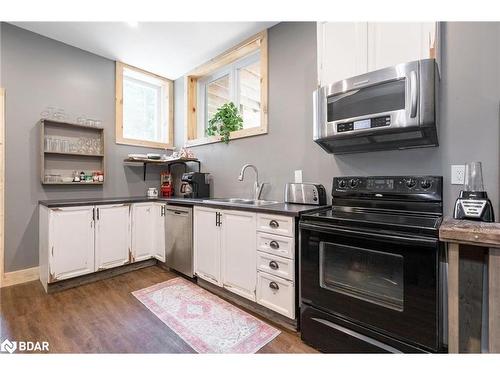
203, 198, 279, 206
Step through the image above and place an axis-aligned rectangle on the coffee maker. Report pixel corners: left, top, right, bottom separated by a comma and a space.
180, 172, 210, 198
454, 162, 495, 222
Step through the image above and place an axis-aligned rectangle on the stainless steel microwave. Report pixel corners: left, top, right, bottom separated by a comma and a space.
313, 59, 439, 154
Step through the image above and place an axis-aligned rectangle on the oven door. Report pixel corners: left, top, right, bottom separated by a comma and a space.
300, 222, 440, 351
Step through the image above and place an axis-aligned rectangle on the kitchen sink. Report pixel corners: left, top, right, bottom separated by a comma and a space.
203, 198, 279, 206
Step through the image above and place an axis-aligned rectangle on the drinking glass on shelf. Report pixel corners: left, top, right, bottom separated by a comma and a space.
51, 138, 60, 152
85, 138, 92, 154
44, 136, 50, 151
78, 137, 85, 154
76, 116, 86, 125
61, 139, 69, 153
85, 119, 95, 127
94, 120, 102, 128
53, 108, 66, 121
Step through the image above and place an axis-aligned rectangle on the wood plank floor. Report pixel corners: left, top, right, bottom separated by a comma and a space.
0, 266, 317, 353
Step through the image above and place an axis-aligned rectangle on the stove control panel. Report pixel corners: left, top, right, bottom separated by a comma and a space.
333, 176, 443, 199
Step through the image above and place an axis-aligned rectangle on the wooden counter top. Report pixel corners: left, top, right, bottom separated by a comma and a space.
439, 216, 500, 247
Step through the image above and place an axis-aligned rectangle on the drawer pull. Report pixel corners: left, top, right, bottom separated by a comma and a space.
269, 240, 280, 249
269, 220, 279, 229
269, 260, 279, 270
269, 281, 280, 291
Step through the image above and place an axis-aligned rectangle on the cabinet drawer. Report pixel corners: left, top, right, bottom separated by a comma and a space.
257, 232, 294, 259
256, 271, 295, 319
257, 214, 294, 237
257, 251, 294, 281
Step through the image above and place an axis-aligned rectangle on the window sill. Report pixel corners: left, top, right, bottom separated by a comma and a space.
116, 137, 175, 150
184, 126, 267, 148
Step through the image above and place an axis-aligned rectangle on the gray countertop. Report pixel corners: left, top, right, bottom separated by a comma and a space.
39, 196, 327, 217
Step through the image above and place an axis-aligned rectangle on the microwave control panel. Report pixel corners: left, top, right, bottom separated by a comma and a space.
337, 115, 391, 133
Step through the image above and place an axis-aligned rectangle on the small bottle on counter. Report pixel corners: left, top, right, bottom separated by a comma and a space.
80, 171, 85, 182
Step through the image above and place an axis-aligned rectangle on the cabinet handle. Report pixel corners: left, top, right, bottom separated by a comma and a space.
269, 281, 279, 291
269, 240, 280, 250
215, 212, 219, 226
96, 208, 100, 220
269, 220, 279, 229
269, 260, 279, 270
92, 208, 95, 221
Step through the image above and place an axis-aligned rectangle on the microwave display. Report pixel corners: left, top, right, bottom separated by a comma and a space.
337, 116, 391, 133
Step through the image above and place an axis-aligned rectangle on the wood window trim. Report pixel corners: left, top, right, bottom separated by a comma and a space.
115, 62, 174, 150
184, 30, 268, 148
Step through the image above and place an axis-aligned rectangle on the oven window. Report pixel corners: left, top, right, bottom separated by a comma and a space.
319, 242, 404, 311
327, 79, 406, 122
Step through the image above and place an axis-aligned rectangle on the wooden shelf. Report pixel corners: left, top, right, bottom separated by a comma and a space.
44, 150, 104, 157
40, 119, 105, 186
42, 182, 104, 185
41, 118, 104, 131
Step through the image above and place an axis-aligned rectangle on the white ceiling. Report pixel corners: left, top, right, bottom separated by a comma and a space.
11, 22, 278, 79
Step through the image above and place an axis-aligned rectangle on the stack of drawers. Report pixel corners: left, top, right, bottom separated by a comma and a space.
255, 213, 295, 319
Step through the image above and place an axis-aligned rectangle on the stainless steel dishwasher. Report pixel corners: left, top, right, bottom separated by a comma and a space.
165, 205, 193, 277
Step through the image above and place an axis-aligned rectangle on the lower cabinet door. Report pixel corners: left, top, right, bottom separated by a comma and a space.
131, 203, 155, 262
221, 210, 257, 301
49, 206, 95, 282
194, 206, 221, 286
95, 204, 131, 270
154, 203, 166, 262
256, 271, 295, 319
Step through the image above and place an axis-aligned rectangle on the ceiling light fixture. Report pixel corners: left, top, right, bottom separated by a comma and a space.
126, 21, 139, 28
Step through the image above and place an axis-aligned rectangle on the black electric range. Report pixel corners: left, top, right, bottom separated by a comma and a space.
299, 176, 445, 353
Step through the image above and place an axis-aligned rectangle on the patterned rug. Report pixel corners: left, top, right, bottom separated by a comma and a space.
132, 277, 281, 353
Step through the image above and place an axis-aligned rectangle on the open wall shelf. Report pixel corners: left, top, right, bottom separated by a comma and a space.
40, 119, 105, 185
123, 157, 201, 180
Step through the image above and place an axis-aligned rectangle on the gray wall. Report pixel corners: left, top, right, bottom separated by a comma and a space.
1, 23, 164, 272
174, 21, 500, 218
2, 21, 500, 272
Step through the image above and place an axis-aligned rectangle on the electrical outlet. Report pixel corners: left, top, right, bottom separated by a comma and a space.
451, 165, 465, 185
294, 170, 303, 183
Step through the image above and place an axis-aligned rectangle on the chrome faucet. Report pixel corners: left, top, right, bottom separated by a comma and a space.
238, 164, 267, 200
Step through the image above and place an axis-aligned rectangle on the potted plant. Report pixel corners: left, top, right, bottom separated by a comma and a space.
206, 102, 243, 144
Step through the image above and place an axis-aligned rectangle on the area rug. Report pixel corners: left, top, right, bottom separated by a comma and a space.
132, 277, 280, 353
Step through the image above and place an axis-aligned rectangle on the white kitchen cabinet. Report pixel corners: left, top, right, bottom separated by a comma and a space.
367, 22, 436, 71
131, 203, 155, 262
221, 211, 257, 301
154, 203, 166, 262
48, 206, 95, 282
95, 204, 130, 271
317, 22, 368, 86
317, 22, 437, 86
194, 206, 221, 286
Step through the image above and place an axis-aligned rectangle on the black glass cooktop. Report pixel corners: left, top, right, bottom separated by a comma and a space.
302, 207, 442, 235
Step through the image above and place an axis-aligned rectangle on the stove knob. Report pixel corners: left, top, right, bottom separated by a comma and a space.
405, 178, 416, 188
338, 180, 347, 189
420, 180, 432, 189
349, 179, 358, 188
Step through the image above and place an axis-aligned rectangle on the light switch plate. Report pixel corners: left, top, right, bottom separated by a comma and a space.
451, 165, 465, 185
294, 170, 303, 183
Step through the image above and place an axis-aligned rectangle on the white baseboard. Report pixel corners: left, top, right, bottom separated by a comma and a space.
1, 266, 39, 288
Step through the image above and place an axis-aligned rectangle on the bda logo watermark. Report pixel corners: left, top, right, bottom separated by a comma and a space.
0, 339, 16, 354
0, 338, 49, 353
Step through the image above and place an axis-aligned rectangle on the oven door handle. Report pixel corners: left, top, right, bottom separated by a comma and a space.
300, 222, 438, 247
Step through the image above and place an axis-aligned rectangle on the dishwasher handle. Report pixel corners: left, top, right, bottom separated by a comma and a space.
166, 207, 191, 216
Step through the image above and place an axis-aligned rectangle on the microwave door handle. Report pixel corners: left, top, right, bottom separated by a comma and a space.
410, 70, 418, 118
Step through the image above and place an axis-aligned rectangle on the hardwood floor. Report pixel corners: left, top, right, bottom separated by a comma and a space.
0, 266, 317, 353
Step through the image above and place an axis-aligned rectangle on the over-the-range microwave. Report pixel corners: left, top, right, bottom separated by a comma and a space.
313, 59, 439, 154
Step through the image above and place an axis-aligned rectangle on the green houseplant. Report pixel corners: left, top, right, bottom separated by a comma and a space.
206, 102, 243, 144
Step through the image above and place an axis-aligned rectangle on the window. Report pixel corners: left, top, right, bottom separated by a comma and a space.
116, 62, 173, 149
185, 31, 268, 146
